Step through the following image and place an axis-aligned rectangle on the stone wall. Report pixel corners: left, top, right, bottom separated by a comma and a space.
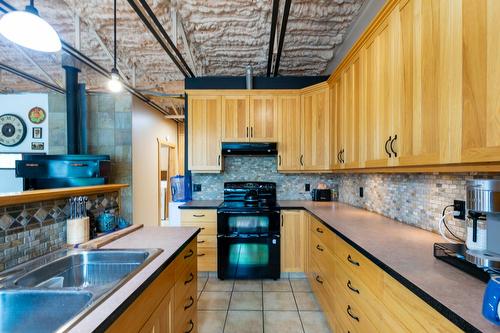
191, 155, 500, 239
0, 191, 120, 272
47, 92, 67, 154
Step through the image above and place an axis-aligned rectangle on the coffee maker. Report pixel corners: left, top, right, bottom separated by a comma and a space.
465, 179, 500, 269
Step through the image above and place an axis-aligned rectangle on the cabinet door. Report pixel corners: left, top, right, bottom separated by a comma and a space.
363, 22, 393, 168
188, 96, 222, 172
301, 86, 330, 171
249, 95, 278, 142
139, 289, 174, 333
277, 95, 302, 171
343, 57, 361, 169
221, 95, 249, 142
331, 77, 343, 169
281, 210, 307, 272
460, 0, 500, 163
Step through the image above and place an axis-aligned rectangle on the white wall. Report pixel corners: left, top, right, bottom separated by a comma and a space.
132, 97, 178, 226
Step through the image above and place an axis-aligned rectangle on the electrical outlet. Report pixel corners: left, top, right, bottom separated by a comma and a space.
305, 184, 310, 192
453, 200, 466, 220
193, 184, 202, 192
359, 187, 364, 198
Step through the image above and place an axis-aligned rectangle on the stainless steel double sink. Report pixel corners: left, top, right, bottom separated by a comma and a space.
0, 248, 163, 333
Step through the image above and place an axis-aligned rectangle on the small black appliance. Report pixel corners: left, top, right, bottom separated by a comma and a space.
311, 189, 332, 201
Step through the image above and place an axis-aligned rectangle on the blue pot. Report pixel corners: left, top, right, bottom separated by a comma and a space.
117, 217, 130, 229
97, 213, 117, 233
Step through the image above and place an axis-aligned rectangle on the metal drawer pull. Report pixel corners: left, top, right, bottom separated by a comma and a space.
185, 320, 195, 333
316, 244, 324, 252
184, 249, 194, 259
316, 227, 324, 234
193, 214, 205, 217
347, 254, 360, 266
315, 275, 324, 284
184, 273, 194, 285
347, 305, 360, 322
184, 296, 195, 310
390, 134, 398, 157
347, 280, 360, 294
198, 253, 206, 257
197, 240, 205, 244
384, 136, 392, 158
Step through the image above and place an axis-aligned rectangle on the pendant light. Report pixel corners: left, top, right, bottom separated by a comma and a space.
107, 0, 123, 93
0, 0, 61, 52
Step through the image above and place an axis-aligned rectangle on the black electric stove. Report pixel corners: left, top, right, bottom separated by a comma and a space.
217, 182, 280, 280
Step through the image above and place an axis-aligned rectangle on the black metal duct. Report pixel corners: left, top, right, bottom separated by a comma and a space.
63, 65, 88, 154
274, 0, 292, 77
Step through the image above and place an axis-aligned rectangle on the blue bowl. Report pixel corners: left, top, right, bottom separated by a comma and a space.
97, 213, 117, 233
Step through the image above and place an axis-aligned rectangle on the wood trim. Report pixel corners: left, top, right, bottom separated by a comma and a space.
79, 224, 144, 249
0, 184, 129, 207
185, 89, 301, 96
332, 163, 500, 174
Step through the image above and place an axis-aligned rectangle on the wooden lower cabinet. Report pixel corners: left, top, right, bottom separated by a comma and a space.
180, 209, 217, 271
280, 210, 308, 272
107, 238, 198, 333
306, 212, 463, 333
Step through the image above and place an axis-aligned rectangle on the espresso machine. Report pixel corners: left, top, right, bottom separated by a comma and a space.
465, 179, 500, 270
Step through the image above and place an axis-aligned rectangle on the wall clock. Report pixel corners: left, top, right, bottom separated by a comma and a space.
0, 114, 27, 147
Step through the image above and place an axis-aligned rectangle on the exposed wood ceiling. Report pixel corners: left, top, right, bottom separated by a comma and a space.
0, 0, 366, 114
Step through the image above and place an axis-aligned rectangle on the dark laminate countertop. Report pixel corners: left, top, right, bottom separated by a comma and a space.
182, 200, 499, 332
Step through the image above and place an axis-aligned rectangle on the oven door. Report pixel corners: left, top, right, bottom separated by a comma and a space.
217, 210, 280, 235
217, 234, 280, 279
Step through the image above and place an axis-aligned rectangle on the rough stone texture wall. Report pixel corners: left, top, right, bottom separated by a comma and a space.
0, 191, 120, 272
87, 93, 133, 223
192, 156, 500, 240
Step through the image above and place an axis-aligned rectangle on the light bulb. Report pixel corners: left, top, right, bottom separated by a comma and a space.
107, 70, 123, 93
0, 10, 61, 52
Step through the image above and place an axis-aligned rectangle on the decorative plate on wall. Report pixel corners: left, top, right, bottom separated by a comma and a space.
0, 114, 27, 147
28, 106, 46, 124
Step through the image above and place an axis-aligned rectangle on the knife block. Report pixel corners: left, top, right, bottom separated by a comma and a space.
67, 217, 90, 245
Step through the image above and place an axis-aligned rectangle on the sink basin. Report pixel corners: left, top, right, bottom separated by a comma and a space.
0, 290, 92, 333
15, 250, 150, 289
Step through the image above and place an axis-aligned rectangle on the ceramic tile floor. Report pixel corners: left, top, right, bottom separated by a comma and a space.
197, 274, 332, 333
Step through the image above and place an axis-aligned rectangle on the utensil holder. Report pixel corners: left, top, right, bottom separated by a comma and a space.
67, 217, 90, 245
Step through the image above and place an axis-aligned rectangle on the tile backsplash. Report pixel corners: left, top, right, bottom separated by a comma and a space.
192, 156, 500, 240
0, 191, 120, 272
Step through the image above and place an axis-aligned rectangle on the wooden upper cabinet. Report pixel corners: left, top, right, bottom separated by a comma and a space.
343, 57, 361, 169
221, 95, 249, 142
330, 79, 341, 169
249, 96, 278, 142
188, 96, 222, 172
277, 95, 302, 171
301, 84, 330, 171
459, 0, 500, 163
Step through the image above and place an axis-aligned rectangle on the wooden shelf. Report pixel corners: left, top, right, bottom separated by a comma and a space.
0, 184, 129, 207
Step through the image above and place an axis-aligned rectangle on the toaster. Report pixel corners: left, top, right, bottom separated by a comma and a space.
311, 189, 332, 201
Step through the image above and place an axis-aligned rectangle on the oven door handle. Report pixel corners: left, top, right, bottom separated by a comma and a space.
218, 234, 263, 239
217, 210, 280, 215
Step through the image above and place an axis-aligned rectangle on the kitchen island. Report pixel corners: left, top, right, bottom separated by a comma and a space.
181, 200, 499, 333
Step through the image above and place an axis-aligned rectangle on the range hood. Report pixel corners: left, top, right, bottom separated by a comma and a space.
221, 142, 277, 155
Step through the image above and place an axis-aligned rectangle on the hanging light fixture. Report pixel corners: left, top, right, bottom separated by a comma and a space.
0, 0, 61, 52
107, 0, 122, 93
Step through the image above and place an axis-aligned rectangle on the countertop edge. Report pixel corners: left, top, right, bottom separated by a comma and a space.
93, 229, 200, 332
281, 206, 481, 333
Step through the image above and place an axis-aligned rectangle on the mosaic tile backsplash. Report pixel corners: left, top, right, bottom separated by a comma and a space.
192, 156, 500, 240
0, 191, 120, 272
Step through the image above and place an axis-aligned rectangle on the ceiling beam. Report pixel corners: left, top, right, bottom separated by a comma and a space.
0, 62, 65, 94
177, 14, 200, 76
266, 0, 280, 77
273, 0, 292, 77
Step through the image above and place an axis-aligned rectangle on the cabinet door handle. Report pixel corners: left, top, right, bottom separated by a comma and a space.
193, 214, 205, 217
347, 254, 360, 266
184, 296, 195, 310
390, 134, 398, 157
198, 253, 206, 257
278, 155, 282, 166
251, 127, 253, 138
218, 155, 221, 166
246, 126, 249, 138
337, 150, 341, 163
384, 136, 392, 158
300, 155, 304, 166
184, 249, 194, 259
184, 272, 194, 285
315, 275, 324, 284
347, 280, 360, 294
347, 305, 360, 322
316, 244, 324, 252
184, 320, 195, 333
316, 227, 324, 234
341, 149, 345, 163
281, 215, 284, 227
197, 240, 205, 244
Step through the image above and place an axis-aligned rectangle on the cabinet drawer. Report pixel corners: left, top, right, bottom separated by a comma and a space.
198, 247, 217, 271
196, 234, 217, 248
175, 260, 197, 303
180, 221, 217, 235
333, 234, 382, 291
174, 239, 197, 281
175, 276, 197, 324
181, 209, 217, 222
310, 234, 336, 287
310, 217, 335, 249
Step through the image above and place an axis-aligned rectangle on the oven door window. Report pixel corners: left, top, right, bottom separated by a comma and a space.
228, 215, 269, 234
